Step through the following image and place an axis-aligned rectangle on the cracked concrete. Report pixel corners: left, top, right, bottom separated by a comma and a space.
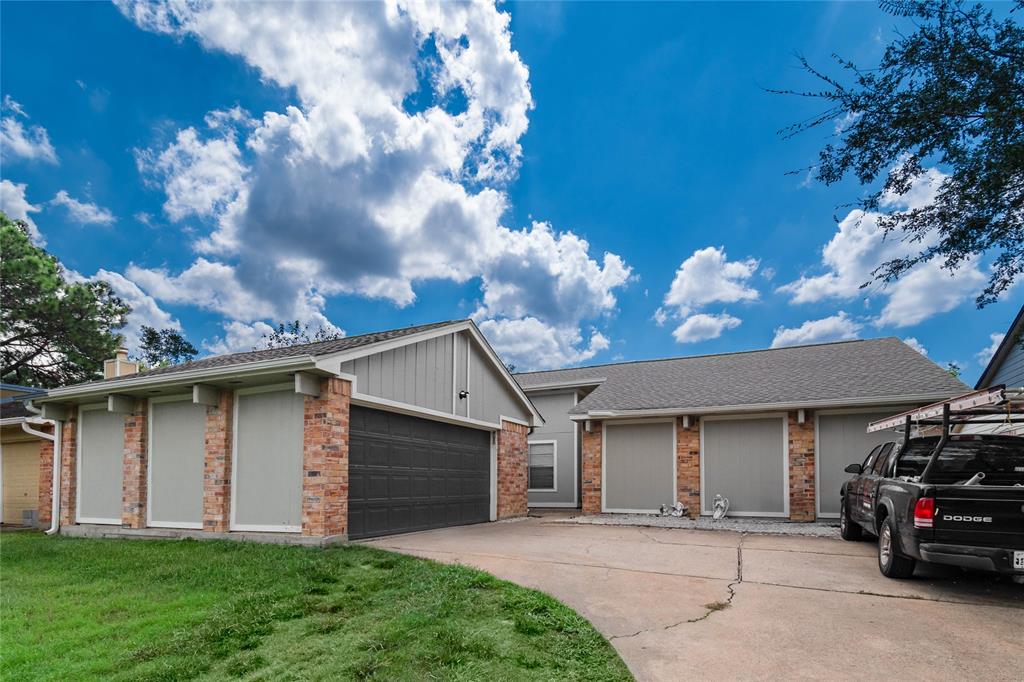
365, 516, 1024, 681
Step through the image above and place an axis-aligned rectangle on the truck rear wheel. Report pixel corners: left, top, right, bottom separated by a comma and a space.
878, 517, 915, 578
840, 496, 862, 541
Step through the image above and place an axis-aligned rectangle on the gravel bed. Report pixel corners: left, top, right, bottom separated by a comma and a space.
548, 513, 841, 538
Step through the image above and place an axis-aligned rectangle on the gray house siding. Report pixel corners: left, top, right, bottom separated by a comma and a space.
149, 398, 206, 528
526, 391, 578, 507
341, 331, 530, 426
340, 334, 454, 414
77, 406, 125, 524
990, 339, 1024, 388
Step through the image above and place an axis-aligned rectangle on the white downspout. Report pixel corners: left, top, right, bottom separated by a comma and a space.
21, 417, 60, 535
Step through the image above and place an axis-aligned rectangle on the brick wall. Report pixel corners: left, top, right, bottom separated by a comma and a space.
676, 417, 701, 518
788, 410, 816, 521
37, 431, 55, 527
301, 377, 350, 537
59, 414, 78, 526
496, 420, 528, 519
122, 399, 148, 529
581, 422, 602, 514
202, 390, 233, 532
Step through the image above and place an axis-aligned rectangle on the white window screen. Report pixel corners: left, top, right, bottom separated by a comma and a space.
528, 441, 555, 490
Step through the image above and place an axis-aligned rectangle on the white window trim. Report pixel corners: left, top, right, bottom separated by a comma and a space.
601, 418, 677, 514
699, 412, 789, 518
813, 405, 915, 519
147, 394, 204, 530
230, 383, 302, 534
527, 439, 558, 493
75, 402, 120, 525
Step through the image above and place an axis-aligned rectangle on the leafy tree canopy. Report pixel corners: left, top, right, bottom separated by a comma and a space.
1, 213, 130, 387
777, 0, 1024, 305
136, 326, 198, 368
257, 321, 344, 350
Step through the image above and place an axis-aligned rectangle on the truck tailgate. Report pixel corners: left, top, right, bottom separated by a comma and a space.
933, 486, 1024, 549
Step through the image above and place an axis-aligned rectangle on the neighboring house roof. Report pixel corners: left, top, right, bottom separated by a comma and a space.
1, 400, 33, 420
976, 303, 1024, 389
515, 337, 968, 417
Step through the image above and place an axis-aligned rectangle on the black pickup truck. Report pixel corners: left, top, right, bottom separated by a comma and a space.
839, 434, 1024, 578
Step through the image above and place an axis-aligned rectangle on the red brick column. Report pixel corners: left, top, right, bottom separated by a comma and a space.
788, 411, 816, 521
203, 390, 233, 532
581, 422, 602, 514
676, 417, 701, 518
496, 420, 528, 519
59, 415, 78, 526
122, 399, 148, 529
37, 430, 55, 528
301, 377, 350, 538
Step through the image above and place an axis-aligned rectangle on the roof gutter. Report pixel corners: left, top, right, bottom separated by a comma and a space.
519, 378, 607, 392
568, 392, 963, 421
39, 355, 318, 403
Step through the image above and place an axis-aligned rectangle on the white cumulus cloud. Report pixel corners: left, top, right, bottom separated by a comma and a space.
976, 332, 1005, 367
902, 337, 927, 355
672, 312, 742, 344
0, 179, 44, 245
1, 96, 58, 164
118, 0, 628, 366
50, 190, 115, 225
771, 311, 862, 348
475, 317, 609, 371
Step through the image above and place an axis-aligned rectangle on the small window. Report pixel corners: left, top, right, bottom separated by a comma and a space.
862, 444, 884, 473
871, 443, 896, 476
528, 441, 556, 491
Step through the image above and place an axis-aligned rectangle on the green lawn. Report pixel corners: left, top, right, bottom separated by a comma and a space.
1, 531, 630, 681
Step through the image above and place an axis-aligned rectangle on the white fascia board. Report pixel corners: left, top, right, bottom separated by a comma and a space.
0, 417, 27, 426
40, 356, 318, 403
569, 392, 961, 421
519, 378, 607, 392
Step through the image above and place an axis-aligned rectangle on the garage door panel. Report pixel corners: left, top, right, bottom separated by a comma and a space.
604, 421, 675, 512
348, 406, 490, 539
78, 408, 125, 524
703, 417, 785, 515
149, 399, 205, 528
818, 411, 899, 516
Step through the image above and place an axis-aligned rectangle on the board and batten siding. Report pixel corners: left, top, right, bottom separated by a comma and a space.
77, 405, 125, 524
149, 397, 206, 528
990, 338, 1024, 388
340, 331, 531, 425
526, 391, 578, 507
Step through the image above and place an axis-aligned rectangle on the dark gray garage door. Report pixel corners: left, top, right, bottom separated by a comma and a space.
348, 406, 491, 539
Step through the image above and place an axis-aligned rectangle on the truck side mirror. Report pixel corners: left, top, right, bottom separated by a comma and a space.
844, 463, 862, 474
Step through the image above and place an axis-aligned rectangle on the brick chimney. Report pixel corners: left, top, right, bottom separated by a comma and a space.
103, 347, 139, 379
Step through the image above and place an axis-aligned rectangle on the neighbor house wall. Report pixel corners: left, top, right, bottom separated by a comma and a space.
989, 338, 1024, 388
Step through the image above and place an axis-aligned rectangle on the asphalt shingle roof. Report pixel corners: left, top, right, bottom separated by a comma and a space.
79, 319, 464, 386
514, 338, 968, 415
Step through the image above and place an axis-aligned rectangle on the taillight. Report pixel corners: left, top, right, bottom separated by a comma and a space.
914, 497, 936, 529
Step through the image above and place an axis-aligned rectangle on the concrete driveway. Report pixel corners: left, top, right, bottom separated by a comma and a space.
366, 516, 1024, 681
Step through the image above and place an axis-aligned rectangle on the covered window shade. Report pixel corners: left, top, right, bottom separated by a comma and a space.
528, 441, 555, 490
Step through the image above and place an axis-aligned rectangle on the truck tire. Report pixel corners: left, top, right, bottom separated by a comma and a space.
840, 496, 862, 541
878, 517, 915, 578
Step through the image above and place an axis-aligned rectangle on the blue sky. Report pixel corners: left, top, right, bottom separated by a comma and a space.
1, 1, 1017, 384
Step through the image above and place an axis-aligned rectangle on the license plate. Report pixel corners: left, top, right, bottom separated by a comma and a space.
1014, 551, 1024, 571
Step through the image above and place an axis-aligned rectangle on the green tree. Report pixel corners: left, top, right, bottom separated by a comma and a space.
257, 320, 344, 350
777, 0, 1024, 305
136, 326, 198, 368
1, 213, 130, 387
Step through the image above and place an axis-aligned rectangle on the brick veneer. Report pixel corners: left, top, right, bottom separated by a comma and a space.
301, 377, 351, 537
122, 399, 148, 529
37, 429, 55, 527
788, 410, 816, 521
676, 417, 701, 518
202, 390, 233, 532
581, 422, 602, 514
496, 420, 529, 519
59, 414, 78, 526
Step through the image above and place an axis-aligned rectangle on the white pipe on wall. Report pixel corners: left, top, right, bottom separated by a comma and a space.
20, 418, 60, 535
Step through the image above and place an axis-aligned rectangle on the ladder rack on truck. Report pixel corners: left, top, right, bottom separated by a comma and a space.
866, 385, 1024, 484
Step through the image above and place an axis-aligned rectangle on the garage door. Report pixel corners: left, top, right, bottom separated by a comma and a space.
702, 416, 786, 516
2, 441, 39, 525
348, 406, 490, 539
603, 421, 675, 513
77, 406, 125, 524
149, 398, 206, 529
817, 411, 900, 517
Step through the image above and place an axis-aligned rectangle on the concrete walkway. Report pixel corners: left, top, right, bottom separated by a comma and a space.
366, 517, 1024, 681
